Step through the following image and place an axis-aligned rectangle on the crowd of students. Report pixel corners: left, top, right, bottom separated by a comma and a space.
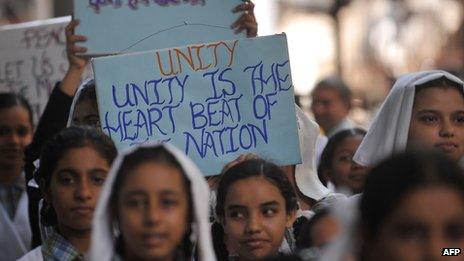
2, 1, 464, 260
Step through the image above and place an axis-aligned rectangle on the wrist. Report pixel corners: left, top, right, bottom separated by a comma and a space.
68, 63, 86, 74
60, 66, 86, 96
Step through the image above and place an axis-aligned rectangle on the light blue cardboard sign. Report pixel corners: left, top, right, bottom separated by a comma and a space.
74, 0, 246, 55
92, 34, 301, 176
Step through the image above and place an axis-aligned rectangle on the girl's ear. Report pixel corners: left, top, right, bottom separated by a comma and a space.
285, 210, 297, 228
217, 216, 225, 227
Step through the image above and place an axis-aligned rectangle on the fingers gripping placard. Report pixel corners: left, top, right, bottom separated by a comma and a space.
0, 17, 73, 123
74, 0, 246, 55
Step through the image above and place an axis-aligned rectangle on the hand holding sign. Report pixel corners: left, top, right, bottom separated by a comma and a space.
74, 0, 249, 55
60, 20, 90, 97
232, 0, 257, 37
0, 17, 87, 123
65, 20, 88, 70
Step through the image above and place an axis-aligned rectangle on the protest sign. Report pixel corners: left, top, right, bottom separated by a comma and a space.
0, 17, 73, 123
93, 34, 301, 175
74, 0, 246, 56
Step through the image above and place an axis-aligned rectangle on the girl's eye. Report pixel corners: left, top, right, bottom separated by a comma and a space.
0, 127, 11, 136
445, 222, 464, 241
91, 174, 107, 186
454, 114, 464, 124
419, 115, 438, 124
125, 198, 147, 209
161, 198, 178, 208
85, 118, 100, 127
229, 210, 245, 220
59, 176, 75, 185
337, 154, 352, 162
17, 126, 31, 137
262, 207, 277, 217
395, 224, 426, 241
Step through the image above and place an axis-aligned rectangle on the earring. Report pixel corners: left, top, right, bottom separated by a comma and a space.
112, 221, 120, 236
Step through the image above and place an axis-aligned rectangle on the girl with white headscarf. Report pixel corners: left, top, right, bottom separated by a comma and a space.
88, 142, 215, 261
66, 79, 99, 128
354, 70, 464, 166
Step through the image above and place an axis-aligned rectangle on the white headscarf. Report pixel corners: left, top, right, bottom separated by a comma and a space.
88, 142, 216, 261
353, 70, 464, 167
66, 78, 95, 127
295, 106, 331, 201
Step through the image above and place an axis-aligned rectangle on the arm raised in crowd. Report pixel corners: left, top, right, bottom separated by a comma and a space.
25, 19, 89, 248
59, 19, 89, 96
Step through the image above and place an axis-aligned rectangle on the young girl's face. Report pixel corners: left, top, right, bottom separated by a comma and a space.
117, 162, 189, 261
330, 135, 367, 193
309, 214, 341, 248
47, 146, 110, 232
408, 87, 464, 161
368, 185, 464, 261
0, 106, 32, 168
223, 176, 295, 260
73, 98, 100, 128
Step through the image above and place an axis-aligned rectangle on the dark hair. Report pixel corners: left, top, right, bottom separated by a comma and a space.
318, 128, 367, 186
37, 126, 117, 226
211, 221, 228, 261
215, 158, 298, 221
78, 81, 97, 103
415, 75, 464, 98
296, 209, 330, 249
109, 146, 194, 260
0, 92, 34, 126
312, 75, 352, 106
360, 151, 464, 243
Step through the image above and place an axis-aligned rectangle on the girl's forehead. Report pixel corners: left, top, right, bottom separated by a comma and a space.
54, 146, 110, 169
390, 185, 464, 219
120, 162, 186, 191
415, 85, 464, 97
413, 87, 464, 108
225, 176, 285, 204
0, 105, 31, 118
338, 135, 364, 147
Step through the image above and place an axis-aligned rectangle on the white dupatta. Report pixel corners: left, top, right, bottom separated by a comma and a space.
353, 70, 464, 166
88, 142, 216, 261
295, 106, 331, 201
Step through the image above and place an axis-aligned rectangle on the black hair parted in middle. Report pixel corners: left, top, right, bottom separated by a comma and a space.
415, 75, 464, 97
215, 158, 298, 221
0, 92, 34, 126
37, 126, 117, 226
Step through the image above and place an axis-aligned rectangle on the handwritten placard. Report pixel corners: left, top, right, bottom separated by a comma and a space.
74, 0, 246, 56
93, 34, 301, 175
0, 17, 76, 123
